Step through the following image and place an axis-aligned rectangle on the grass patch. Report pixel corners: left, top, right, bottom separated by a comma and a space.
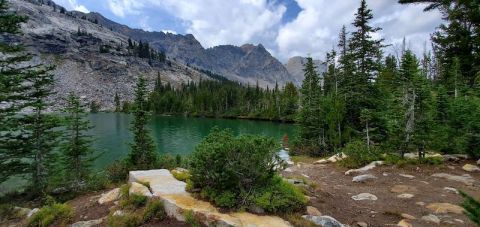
384, 154, 444, 167
121, 193, 148, 209
172, 170, 190, 182
142, 199, 166, 222
290, 155, 319, 164
107, 213, 140, 227
285, 214, 316, 227
184, 210, 201, 227
27, 203, 74, 227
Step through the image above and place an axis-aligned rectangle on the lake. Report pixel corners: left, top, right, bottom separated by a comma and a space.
90, 113, 297, 169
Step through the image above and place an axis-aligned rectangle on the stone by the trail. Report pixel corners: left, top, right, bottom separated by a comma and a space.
454, 219, 464, 224
462, 164, 480, 172
351, 193, 378, 201
71, 218, 104, 227
421, 214, 440, 224
27, 208, 39, 218
315, 153, 348, 165
130, 169, 292, 227
129, 182, 153, 197
345, 161, 384, 175
356, 221, 368, 227
98, 188, 120, 204
283, 167, 293, 172
397, 219, 412, 227
399, 174, 415, 179
431, 173, 475, 186
443, 154, 460, 162
302, 215, 344, 227
426, 203, 464, 214
404, 152, 442, 159
443, 187, 459, 194
171, 167, 189, 176
352, 174, 377, 183
306, 206, 322, 216
401, 213, 416, 220
397, 193, 414, 199
416, 202, 425, 206
390, 185, 417, 194
477, 159, 480, 165
382, 172, 388, 176
113, 210, 124, 216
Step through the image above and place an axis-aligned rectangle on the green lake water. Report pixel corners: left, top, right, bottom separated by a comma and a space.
90, 113, 297, 169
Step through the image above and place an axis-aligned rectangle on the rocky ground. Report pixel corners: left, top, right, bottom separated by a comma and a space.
283, 157, 480, 227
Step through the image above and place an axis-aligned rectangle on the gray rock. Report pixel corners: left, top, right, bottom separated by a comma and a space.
443, 187, 459, 194
71, 218, 104, 227
302, 215, 344, 227
352, 174, 377, 183
477, 159, 480, 165
27, 208, 39, 218
351, 193, 377, 201
399, 174, 415, 179
431, 173, 475, 186
113, 210, 124, 217
397, 193, 414, 199
421, 214, 440, 224
98, 188, 120, 204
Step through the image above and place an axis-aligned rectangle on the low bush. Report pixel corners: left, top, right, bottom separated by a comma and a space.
107, 213, 140, 227
189, 127, 305, 213
339, 140, 382, 168
121, 193, 148, 209
172, 170, 190, 182
184, 210, 201, 227
142, 199, 166, 222
106, 160, 129, 183
27, 203, 74, 227
384, 154, 443, 167
285, 214, 316, 227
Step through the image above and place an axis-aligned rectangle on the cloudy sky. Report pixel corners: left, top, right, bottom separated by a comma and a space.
54, 0, 443, 62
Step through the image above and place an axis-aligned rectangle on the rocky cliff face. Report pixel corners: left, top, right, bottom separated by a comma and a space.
9, 0, 210, 110
285, 56, 327, 85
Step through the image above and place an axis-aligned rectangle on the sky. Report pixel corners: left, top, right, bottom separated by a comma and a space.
54, 0, 444, 62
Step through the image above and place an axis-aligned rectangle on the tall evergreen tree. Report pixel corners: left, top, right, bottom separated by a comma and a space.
127, 76, 157, 169
60, 92, 96, 189
296, 57, 322, 154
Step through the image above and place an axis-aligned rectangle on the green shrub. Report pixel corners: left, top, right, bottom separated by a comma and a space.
106, 160, 129, 183
107, 213, 140, 227
253, 176, 307, 213
142, 199, 166, 222
460, 191, 480, 225
121, 194, 148, 209
87, 172, 110, 191
0, 204, 15, 221
285, 214, 316, 227
384, 153, 443, 167
172, 170, 190, 182
339, 140, 382, 168
189, 128, 306, 213
184, 210, 200, 227
27, 203, 74, 227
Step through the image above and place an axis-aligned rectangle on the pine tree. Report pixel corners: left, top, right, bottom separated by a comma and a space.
297, 57, 322, 155
60, 92, 95, 189
127, 76, 157, 169
0, 0, 29, 183
114, 92, 121, 112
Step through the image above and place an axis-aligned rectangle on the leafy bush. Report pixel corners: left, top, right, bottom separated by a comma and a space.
184, 210, 201, 227
189, 128, 305, 213
252, 176, 307, 213
121, 193, 148, 209
142, 199, 166, 222
107, 213, 140, 227
172, 170, 190, 182
28, 203, 74, 227
460, 191, 480, 225
106, 160, 129, 183
339, 140, 382, 168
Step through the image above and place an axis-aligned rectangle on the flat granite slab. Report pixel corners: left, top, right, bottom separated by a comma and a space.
129, 169, 292, 227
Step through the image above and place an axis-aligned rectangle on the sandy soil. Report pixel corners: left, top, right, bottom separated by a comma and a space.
283, 159, 480, 226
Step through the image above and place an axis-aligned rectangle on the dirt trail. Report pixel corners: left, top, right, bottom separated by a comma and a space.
283, 159, 480, 226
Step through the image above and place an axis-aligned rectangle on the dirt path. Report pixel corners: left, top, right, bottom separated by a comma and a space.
283, 159, 480, 226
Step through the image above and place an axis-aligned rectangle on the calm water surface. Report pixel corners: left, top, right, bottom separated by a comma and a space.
90, 113, 297, 169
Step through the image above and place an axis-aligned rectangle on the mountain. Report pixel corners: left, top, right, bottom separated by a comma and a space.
71, 5, 295, 88
285, 56, 327, 85
9, 0, 212, 110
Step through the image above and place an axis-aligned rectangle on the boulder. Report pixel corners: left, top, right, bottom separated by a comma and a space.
351, 193, 377, 201
443, 154, 460, 162
426, 203, 464, 214
27, 208, 39, 218
98, 188, 120, 204
327, 152, 348, 163
416, 202, 425, 206
129, 182, 153, 197
356, 221, 368, 227
462, 164, 480, 172
352, 174, 377, 183
397, 193, 414, 199
306, 206, 322, 216
302, 215, 344, 227
401, 213, 416, 220
477, 159, 480, 165
129, 169, 292, 227
397, 219, 412, 227
113, 210, 124, 216
314, 159, 329, 164
398, 174, 415, 179
431, 173, 475, 186
71, 218, 105, 227
421, 214, 440, 224
404, 152, 442, 159
443, 187, 459, 194
390, 185, 417, 194
345, 161, 384, 175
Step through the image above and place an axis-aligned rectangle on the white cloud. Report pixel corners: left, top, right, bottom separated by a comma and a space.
276, 0, 442, 61
54, 0, 89, 13
103, 0, 442, 62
